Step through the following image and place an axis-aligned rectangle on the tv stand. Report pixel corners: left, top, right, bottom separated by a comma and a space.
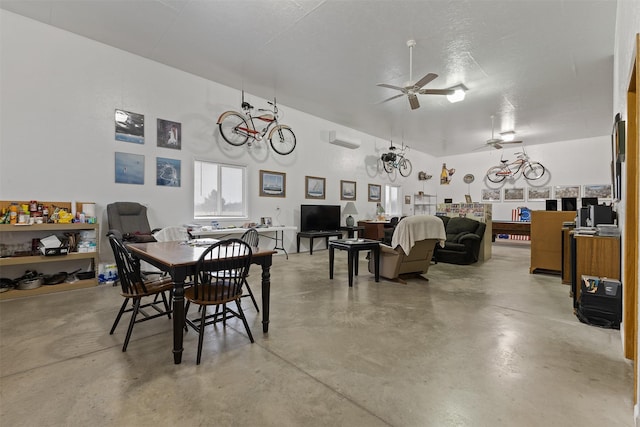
297, 230, 343, 255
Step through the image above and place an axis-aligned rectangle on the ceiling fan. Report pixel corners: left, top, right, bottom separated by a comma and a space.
480, 115, 523, 149
377, 39, 454, 110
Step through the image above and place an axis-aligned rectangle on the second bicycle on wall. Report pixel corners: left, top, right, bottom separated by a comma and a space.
486, 149, 546, 183
217, 91, 296, 155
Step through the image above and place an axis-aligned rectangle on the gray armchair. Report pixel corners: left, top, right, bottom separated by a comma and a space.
107, 202, 159, 243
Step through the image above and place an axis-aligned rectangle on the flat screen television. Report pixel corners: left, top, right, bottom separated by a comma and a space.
300, 204, 341, 232
581, 197, 598, 208
545, 199, 558, 211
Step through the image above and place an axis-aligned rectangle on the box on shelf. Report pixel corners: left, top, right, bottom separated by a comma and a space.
38, 234, 69, 256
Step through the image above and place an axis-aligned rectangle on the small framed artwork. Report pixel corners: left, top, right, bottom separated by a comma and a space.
115, 152, 144, 185
481, 189, 501, 202
261, 217, 272, 226
405, 195, 411, 204
115, 109, 144, 144
504, 187, 525, 202
583, 184, 612, 198
465, 194, 472, 203
157, 118, 181, 150
527, 186, 551, 201
340, 180, 356, 200
260, 170, 286, 198
554, 185, 580, 198
305, 176, 325, 199
156, 157, 181, 187
368, 184, 381, 202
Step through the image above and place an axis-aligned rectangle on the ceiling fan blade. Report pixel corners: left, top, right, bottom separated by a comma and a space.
408, 94, 420, 110
419, 88, 455, 95
413, 73, 438, 89
492, 143, 503, 149
377, 83, 405, 91
377, 93, 405, 104
500, 140, 523, 145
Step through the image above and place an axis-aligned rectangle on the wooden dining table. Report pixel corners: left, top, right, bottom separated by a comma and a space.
127, 241, 277, 364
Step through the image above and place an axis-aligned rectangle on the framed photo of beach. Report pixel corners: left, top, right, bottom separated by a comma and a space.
259, 170, 286, 198
340, 180, 356, 200
305, 176, 325, 199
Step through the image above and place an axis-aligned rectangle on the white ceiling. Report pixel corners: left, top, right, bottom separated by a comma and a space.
0, 0, 618, 157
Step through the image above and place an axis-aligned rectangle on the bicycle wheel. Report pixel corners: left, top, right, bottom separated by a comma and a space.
523, 162, 545, 180
219, 113, 249, 146
398, 158, 412, 177
486, 166, 507, 183
269, 126, 296, 155
383, 160, 394, 173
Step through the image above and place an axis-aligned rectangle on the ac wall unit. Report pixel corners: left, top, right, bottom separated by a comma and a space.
328, 131, 361, 149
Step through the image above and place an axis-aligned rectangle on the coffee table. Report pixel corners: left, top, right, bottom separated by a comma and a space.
329, 239, 380, 287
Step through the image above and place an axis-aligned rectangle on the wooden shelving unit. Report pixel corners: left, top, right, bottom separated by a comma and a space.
0, 201, 99, 300
413, 193, 436, 215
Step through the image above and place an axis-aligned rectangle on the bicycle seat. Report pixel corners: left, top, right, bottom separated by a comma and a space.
500, 159, 508, 164
241, 101, 254, 110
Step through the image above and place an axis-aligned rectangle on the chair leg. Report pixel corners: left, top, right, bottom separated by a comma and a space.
244, 280, 260, 312
160, 291, 172, 319
110, 298, 130, 335
122, 298, 141, 352
196, 305, 207, 365
235, 299, 254, 343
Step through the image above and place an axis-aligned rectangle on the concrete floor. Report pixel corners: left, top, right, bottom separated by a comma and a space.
0, 242, 633, 426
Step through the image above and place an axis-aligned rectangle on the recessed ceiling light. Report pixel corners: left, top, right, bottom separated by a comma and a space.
446, 84, 467, 103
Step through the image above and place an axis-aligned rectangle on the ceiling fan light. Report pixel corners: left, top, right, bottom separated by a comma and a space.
500, 131, 516, 142
447, 87, 466, 103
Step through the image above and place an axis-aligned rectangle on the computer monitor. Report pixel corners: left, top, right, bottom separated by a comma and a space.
545, 200, 558, 211
561, 197, 577, 211
444, 198, 453, 203
581, 197, 598, 208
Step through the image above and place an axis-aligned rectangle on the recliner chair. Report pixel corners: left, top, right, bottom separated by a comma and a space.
107, 202, 160, 243
369, 215, 446, 283
433, 216, 486, 265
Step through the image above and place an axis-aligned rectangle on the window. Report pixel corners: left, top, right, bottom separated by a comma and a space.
194, 160, 247, 219
384, 185, 402, 216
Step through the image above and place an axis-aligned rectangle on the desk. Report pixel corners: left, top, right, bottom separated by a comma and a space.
127, 241, 276, 364
297, 230, 343, 255
570, 234, 620, 308
492, 221, 530, 241
191, 226, 296, 259
329, 239, 380, 287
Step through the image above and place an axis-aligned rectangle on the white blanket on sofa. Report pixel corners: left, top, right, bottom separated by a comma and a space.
391, 215, 446, 255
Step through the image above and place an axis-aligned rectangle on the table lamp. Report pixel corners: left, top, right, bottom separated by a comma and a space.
343, 202, 358, 227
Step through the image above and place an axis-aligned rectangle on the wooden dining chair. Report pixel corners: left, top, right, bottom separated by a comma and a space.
184, 239, 254, 364
240, 228, 260, 311
108, 235, 173, 352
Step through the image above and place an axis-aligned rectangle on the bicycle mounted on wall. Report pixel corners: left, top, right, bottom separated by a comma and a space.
217, 91, 296, 155
485, 149, 546, 182
380, 141, 413, 177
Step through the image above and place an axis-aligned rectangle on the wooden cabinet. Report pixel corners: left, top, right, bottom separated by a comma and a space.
529, 211, 575, 274
0, 200, 99, 300
571, 234, 621, 306
357, 221, 389, 240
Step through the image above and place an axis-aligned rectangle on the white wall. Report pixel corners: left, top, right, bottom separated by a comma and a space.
0, 9, 616, 261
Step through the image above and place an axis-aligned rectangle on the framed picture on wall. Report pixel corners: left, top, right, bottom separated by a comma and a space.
553, 185, 580, 198
156, 157, 181, 187
157, 118, 181, 149
115, 109, 144, 144
405, 195, 411, 204
583, 184, 612, 198
504, 187, 525, 202
115, 152, 144, 185
481, 189, 501, 202
368, 184, 381, 202
527, 186, 551, 201
340, 180, 356, 200
305, 176, 325, 199
259, 170, 286, 197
